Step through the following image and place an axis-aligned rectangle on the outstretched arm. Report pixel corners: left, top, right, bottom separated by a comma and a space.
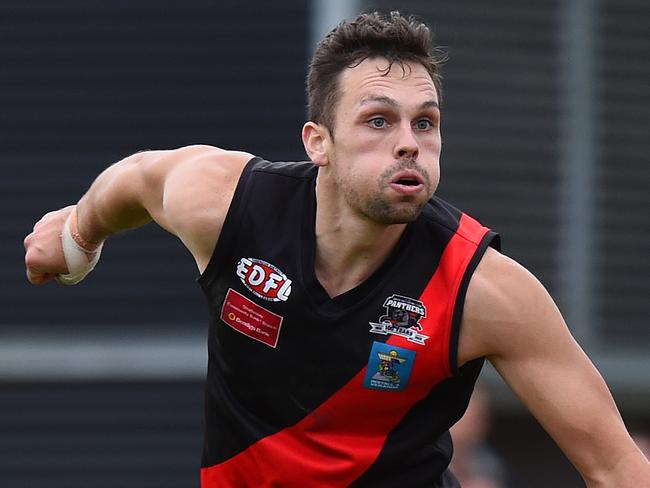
459, 248, 650, 487
24, 145, 253, 284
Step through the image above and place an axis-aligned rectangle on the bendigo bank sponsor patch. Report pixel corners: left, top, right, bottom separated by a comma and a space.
363, 341, 416, 392
221, 289, 283, 348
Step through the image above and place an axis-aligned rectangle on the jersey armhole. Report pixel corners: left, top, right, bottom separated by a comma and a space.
448, 230, 501, 376
197, 156, 262, 288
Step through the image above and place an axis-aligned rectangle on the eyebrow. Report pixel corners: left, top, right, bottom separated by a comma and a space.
420, 100, 440, 110
359, 95, 439, 111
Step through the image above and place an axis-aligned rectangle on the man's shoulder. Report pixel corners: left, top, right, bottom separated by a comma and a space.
150, 145, 256, 187
172, 145, 255, 169
469, 248, 542, 320
156, 146, 256, 273
247, 158, 317, 180
459, 246, 554, 363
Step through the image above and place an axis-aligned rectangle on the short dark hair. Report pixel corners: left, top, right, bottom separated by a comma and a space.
307, 11, 445, 134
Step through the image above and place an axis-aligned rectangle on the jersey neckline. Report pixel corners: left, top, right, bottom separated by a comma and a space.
298, 176, 417, 316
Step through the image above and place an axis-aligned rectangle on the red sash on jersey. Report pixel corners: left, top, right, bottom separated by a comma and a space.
201, 213, 491, 487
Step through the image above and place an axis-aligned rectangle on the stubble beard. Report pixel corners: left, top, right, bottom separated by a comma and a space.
341, 159, 435, 225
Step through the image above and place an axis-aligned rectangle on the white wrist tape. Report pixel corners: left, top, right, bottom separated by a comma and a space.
56, 213, 104, 285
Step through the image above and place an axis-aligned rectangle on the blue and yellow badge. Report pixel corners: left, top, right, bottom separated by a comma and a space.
363, 341, 416, 392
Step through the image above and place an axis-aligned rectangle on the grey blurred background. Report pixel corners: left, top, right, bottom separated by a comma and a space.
1, 0, 648, 486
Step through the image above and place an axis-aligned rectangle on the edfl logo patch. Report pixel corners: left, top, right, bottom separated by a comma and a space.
236, 257, 292, 302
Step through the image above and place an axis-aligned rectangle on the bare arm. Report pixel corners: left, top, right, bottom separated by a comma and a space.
24, 144, 253, 284
458, 248, 650, 487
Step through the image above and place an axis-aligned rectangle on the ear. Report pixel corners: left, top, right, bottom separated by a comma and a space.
302, 121, 330, 167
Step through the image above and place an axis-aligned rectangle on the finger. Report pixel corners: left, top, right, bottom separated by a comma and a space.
28, 269, 57, 285
33, 214, 51, 230
38, 274, 56, 284
23, 233, 33, 250
26, 268, 46, 285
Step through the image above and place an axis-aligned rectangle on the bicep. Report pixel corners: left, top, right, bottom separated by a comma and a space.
490, 317, 627, 480
76, 145, 250, 273
463, 250, 636, 482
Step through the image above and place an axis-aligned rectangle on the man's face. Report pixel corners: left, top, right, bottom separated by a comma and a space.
325, 57, 442, 224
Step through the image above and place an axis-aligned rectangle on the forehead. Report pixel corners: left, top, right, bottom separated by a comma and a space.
338, 57, 438, 107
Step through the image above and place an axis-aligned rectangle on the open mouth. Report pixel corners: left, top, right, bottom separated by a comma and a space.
394, 177, 421, 186
390, 169, 424, 185
389, 170, 425, 194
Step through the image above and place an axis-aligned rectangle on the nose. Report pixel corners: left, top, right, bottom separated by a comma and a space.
394, 123, 419, 160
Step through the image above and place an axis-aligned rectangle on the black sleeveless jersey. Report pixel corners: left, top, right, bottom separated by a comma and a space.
198, 157, 500, 487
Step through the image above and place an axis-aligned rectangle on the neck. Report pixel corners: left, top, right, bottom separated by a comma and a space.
314, 175, 408, 298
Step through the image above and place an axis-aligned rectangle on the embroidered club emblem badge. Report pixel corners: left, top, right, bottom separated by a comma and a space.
369, 294, 429, 345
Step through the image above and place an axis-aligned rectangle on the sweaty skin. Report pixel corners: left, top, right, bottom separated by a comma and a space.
24, 58, 650, 487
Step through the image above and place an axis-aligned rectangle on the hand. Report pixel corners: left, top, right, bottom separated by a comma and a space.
24, 205, 74, 284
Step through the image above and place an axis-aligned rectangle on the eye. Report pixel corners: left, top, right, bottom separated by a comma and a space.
368, 117, 388, 129
415, 119, 434, 131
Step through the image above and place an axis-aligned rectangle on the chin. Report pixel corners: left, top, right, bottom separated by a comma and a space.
364, 200, 427, 225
